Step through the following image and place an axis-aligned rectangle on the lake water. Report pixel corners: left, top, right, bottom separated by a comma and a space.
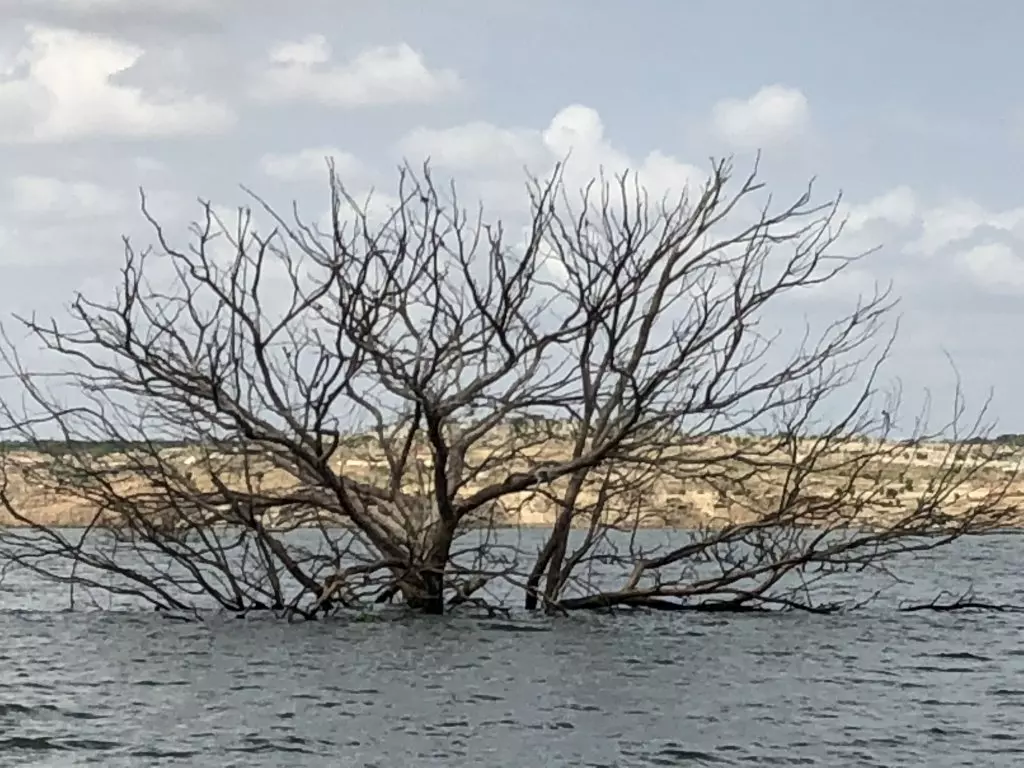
0, 530, 1022, 767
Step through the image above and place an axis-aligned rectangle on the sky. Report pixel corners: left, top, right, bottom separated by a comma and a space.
1, 0, 1023, 436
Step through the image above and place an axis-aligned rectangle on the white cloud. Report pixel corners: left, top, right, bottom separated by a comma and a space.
6, 175, 125, 217
637, 150, 706, 202
539, 105, 705, 202
541, 104, 607, 158
844, 186, 918, 231
958, 242, 1024, 295
254, 35, 462, 107
18, 0, 221, 9
133, 156, 166, 174
398, 105, 710, 285
334, 189, 404, 229
397, 105, 1024, 311
398, 104, 705, 204
832, 186, 920, 255
906, 198, 1024, 256
269, 35, 331, 67
0, 26, 234, 143
398, 122, 543, 173
259, 147, 365, 183
710, 84, 810, 150
831, 188, 1024, 278
11, 0, 233, 25
0, 177, 143, 268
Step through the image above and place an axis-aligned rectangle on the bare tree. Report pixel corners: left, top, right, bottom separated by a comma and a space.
0, 158, 1016, 618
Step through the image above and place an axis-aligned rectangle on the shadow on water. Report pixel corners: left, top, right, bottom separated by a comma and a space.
0, 533, 1022, 766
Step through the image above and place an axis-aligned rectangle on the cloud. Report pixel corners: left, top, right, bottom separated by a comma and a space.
254, 35, 462, 107
824, 185, 1024, 302
832, 186, 920, 256
710, 84, 810, 150
906, 198, 1024, 256
398, 105, 713, 287
541, 104, 607, 158
835, 186, 1024, 272
5, 175, 125, 217
9, 0, 232, 26
15, 0, 222, 10
398, 104, 705, 204
537, 105, 706, 201
132, 156, 166, 174
0, 180, 132, 268
844, 186, 918, 232
957, 242, 1024, 295
0, 25, 234, 142
259, 147, 365, 183
398, 122, 544, 173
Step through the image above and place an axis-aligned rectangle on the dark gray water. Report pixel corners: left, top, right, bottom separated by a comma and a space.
0, 531, 1022, 767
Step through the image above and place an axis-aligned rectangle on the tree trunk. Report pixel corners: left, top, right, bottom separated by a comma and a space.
526, 474, 585, 610
524, 538, 555, 610
399, 521, 456, 615
542, 516, 572, 610
404, 568, 446, 614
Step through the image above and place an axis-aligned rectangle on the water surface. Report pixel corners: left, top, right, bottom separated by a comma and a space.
0, 531, 1021, 767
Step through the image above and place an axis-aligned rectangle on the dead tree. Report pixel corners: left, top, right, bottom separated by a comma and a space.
0, 157, 1015, 617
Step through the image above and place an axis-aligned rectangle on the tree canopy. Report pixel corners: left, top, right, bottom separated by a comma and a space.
0, 159, 1014, 618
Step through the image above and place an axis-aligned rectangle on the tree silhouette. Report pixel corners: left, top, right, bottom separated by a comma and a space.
0, 159, 1014, 617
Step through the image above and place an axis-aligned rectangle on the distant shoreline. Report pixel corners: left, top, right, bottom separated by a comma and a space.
1, 434, 1020, 532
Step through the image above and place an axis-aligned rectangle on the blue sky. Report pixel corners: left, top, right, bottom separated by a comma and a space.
1, 0, 1023, 434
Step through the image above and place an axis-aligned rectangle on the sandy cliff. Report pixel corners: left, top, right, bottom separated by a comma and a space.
0, 435, 1020, 529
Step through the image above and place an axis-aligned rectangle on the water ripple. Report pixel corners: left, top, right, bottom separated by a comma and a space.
0, 533, 1022, 766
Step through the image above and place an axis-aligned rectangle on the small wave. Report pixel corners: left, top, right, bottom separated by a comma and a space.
929, 651, 991, 662
481, 621, 551, 633
0, 703, 35, 717
0, 701, 102, 721
647, 745, 728, 764
127, 748, 200, 759
231, 735, 317, 755
465, 692, 503, 702
0, 736, 66, 752
927, 725, 973, 737
0, 736, 120, 752
908, 664, 980, 674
